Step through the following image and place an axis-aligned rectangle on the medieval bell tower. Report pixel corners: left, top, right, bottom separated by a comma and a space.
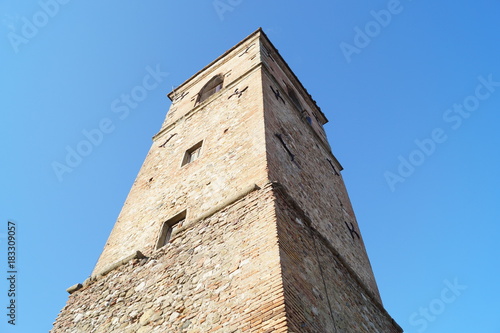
52, 29, 402, 332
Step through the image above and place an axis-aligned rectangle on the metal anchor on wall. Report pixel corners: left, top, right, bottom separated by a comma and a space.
228, 86, 249, 99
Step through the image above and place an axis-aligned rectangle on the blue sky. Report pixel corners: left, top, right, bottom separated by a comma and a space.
1, 0, 499, 332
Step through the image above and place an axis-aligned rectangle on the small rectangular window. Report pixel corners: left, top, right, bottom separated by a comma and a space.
156, 210, 187, 249
182, 141, 203, 166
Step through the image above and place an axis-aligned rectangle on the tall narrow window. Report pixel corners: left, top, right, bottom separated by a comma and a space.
197, 74, 224, 104
156, 210, 187, 249
182, 141, 203, 166
275, 133, 295, 161
286, 85, 303, 111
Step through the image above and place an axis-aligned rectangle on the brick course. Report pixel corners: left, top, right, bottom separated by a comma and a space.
53, 185, 288, 332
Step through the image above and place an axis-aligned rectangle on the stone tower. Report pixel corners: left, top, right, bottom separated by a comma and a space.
52, 29, 402, 333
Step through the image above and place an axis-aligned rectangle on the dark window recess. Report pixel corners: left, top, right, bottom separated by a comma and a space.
266, 51, 276, 63
327, 159, 340, 176
156, 210, 187, 249
345, 221, 360, 240
270, 86, 285, 104
275, 134, 295, 161
287, 86, 303, 111
197, 75, 224, 104
182, 141, 203, 166
159, 133, 177, 148
305, 116, 312, 125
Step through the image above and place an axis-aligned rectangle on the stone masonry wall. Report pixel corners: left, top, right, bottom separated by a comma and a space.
55, 29, 402, 333
93, 32, 267, 275
274, 186, 402, 333
261, 40, 381, 300
162, 32, 262, 129
52, 184, 289, 333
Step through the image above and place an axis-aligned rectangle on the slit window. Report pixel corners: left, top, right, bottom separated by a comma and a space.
182, 141, 203, 166
156, 210, 187, 249
287, 86, 303, 111
275, 133, 295, 161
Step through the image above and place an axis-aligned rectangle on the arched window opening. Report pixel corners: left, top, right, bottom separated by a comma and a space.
197, 74, 224, 104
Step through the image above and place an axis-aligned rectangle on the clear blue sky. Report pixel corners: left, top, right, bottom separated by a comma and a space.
1, 1, 499, 332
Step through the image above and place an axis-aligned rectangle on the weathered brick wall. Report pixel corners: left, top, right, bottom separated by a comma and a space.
260, 40, 381, 300
93, 33, 267, 275
274, 186, 402, 333
53, 185, 289, 333
162, 33, 262, 129
54, 29, 402, 333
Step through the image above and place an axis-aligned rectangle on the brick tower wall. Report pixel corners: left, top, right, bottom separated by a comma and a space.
52, 185, 290, 333
53, 29, 402, 333
260, 41, 381, 300
274, 185, 402, 333
92, 32, 267, 275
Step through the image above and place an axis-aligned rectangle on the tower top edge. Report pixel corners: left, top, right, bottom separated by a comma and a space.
166, 27, 328, 124
167, 27, 265, 100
